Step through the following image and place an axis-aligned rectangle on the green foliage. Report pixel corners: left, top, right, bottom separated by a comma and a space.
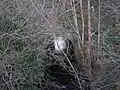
0, 41, 46, 90
0, 15, 16, 33
11, 39, 27, 52
102, 26, 120, 59
0, 38, 8, 51
0, 13, 26, 35
17, 48, 45, 89
0, 13, 46, 90
106, 28, 120, 45
0, 40, 45, 89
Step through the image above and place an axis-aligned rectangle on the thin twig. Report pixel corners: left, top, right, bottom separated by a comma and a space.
56, 40, 82, 89
97, 0, 101, 61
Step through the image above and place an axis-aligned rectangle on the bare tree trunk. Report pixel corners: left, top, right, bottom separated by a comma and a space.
79, 0, 85, 44
86, 0, 92, 79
